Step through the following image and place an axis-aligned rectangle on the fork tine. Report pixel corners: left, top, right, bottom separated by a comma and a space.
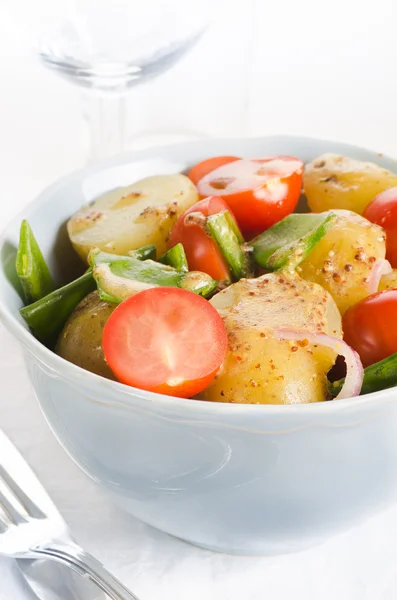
0, 480, 28, 525
0, 465, 45, 520
0, 506, 8, 533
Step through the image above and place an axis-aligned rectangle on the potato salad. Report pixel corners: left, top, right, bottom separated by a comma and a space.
15, 152, 397, 404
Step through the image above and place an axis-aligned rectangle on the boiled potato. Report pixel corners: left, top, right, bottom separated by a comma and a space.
201, 272, 342, 405
68, 174, 199, 262
304, 153, 397, 215
299, 210, 386, 314
380, 269, 397, 291
56, 291, 116, 379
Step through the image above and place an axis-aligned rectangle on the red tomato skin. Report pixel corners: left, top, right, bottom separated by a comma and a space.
343, 289, 397, 366
196, 156, 303, 237
169, 196, 236, 281
102, 288, 228, 398
364, 187, 397, 267
188, 156, 240, 186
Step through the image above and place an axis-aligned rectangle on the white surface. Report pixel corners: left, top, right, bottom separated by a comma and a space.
1, 0, 397, 597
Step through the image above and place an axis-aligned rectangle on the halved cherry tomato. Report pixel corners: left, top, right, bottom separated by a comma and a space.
364, 187, 397, 267
169, 195, 236, 281
343, 289, 397, 366
103, 287, 228, 398
196, 156, 304, 237
188, 156, 240, 186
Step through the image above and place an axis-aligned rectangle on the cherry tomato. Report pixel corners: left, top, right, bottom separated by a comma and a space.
103, 287, 228, 398
169, 195, 236, 281
364, 187, 397, 267
343, 289, 397, 366
188, 156, 240, 186
196, 156, 304, 237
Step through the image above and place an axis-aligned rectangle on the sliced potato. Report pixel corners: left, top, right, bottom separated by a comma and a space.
201, 272, 342, 405
68, 174, 199, 262
56, 291, 116, 379
380, 269, 397, 291
299, 210, 386, 314
304, 153, 397, 215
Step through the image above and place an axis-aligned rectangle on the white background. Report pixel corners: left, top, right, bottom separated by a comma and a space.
1, 0, 397, 598
1, 0, 397, 225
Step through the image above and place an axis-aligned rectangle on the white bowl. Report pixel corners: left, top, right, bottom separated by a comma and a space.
1, 136, 397, 556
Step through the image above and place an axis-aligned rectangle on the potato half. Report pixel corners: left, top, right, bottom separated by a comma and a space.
304, 153, 397, 215
201, 272, 342, 405
56, 291, 116, 379
67, 174, 199, 262
299, 209, 386, 314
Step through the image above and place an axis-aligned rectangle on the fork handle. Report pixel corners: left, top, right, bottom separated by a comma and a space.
33, 540, 141, 600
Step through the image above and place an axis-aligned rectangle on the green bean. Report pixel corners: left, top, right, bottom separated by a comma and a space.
16, 220, 54, 304
90, 250, 217, 303
250, 213, 337, 271
19, 271, 95, 347
206, 210, 249, 281
159, 243, 189, 272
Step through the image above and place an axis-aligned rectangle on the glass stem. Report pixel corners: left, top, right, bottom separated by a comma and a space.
81, 92, 128, 162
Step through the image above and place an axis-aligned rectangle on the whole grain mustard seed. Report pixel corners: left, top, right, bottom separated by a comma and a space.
355, 250, 366, 261
322, 260, 333, 273
291, 346, 298, 352
344, 264, 353, 271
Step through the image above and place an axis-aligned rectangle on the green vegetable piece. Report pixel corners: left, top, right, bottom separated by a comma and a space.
19, 271, 95, 347
206, 210, 248, 281
128, 245, 157, 261
90, 251, 182, 303
331, 352, 397, 397
16, 220, 55, 304
250, 212, 337, 271
224, 210, 244, 244
159, 243, 189, 272
90, 250, 217, 303
179, 271, 218, 298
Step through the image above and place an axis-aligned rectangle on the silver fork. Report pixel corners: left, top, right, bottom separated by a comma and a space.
0, 430, 141, 600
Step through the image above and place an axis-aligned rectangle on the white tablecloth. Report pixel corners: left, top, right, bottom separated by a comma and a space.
2, 0, 397, 596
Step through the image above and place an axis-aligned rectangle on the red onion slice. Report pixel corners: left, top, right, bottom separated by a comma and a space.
368, 259, 392, 295
274, 329, 364, 400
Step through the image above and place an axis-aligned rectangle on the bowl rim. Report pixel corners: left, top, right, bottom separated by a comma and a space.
1, 133, 396, 416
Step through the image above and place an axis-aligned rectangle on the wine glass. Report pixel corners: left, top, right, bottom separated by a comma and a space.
35, 0, 211, 162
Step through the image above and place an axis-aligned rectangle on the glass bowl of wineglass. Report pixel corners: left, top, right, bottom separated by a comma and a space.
35, 0, 211, 161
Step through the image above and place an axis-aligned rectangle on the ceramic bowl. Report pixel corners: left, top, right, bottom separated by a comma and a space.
1, 136, 397, 555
